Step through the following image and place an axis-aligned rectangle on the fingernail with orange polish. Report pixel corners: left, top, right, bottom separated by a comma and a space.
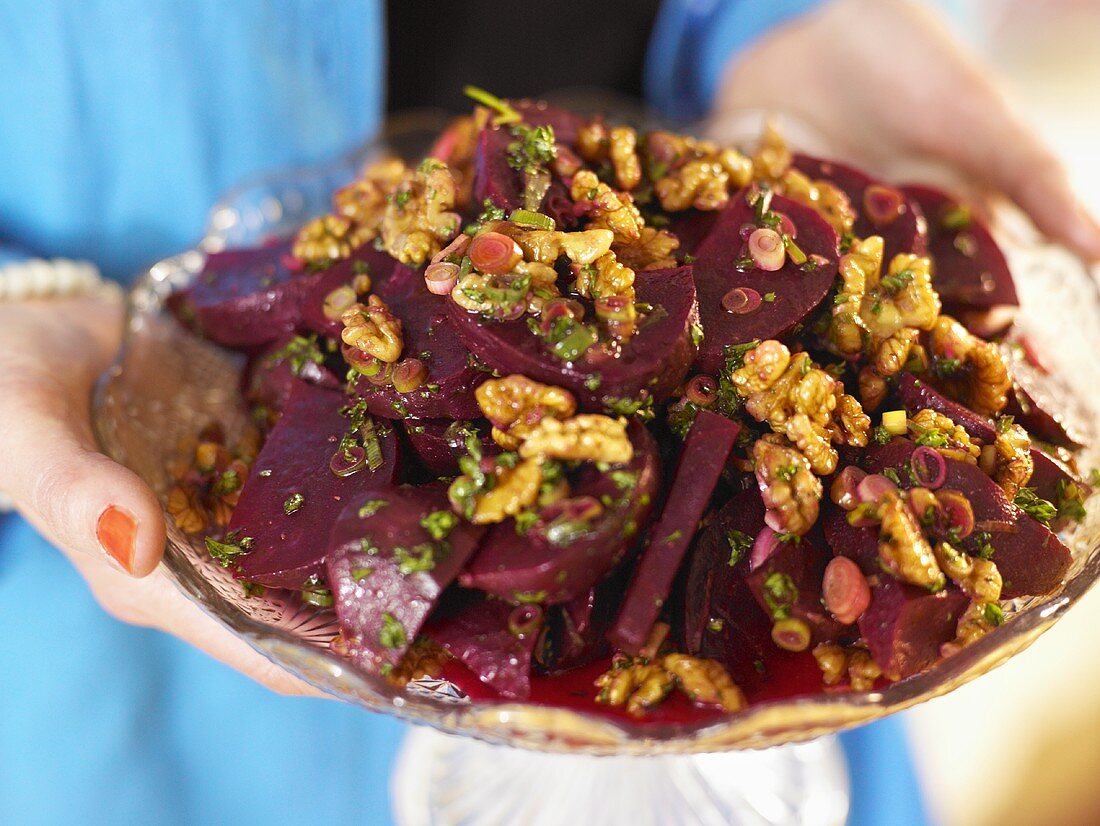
97, 505, 137, 573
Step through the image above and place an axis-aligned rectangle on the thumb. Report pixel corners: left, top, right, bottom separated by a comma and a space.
0, 316, 166, 577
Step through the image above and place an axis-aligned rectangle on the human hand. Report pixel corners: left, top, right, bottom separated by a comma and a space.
711, 0, 1100, 259
0, 291, 322, 696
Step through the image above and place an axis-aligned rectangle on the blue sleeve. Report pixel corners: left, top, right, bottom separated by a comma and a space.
645, 0, 823, 122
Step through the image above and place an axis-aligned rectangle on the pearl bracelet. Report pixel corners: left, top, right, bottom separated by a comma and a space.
0, 257, 105, 300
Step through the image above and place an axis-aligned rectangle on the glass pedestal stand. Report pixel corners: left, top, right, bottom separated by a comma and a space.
392, 727, 849, 826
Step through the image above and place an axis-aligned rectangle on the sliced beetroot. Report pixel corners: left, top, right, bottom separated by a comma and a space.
173, 242, 321, 348
348, 263, 486, 420
608, 411, 741, 654
821, 502, 881, 576
858, 577, 969, 681
745, 536, 851, 645
861, 438, 1072, 598
513, 99, 586, 144
669, 209, 720, 257
471, 125, 522, 213
1030, 448, 1088, 531
459, 423, 660, 604
403, 418, 499, 476
243, 336, 342, 418
900, 184, 1018, 309
1003, 344, 1091, 450
430, 594, 542, 700
447, 266, 698, 411
536, 569, 628, 675
326, 483, 485, 673
230, 382, 401, 589
681, 490, 776, 689
793, 155, 926, 260
895, 372, 996, 442
691, 192, 838, 374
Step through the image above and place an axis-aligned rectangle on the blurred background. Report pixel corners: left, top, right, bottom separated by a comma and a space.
903, 2, 1100, 825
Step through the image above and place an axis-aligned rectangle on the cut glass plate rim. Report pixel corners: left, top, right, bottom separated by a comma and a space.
93, 108, 1100, 754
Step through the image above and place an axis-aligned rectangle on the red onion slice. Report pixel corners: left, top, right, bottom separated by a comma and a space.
910, 446, 947, 489
822, 556, 871, 625
748, 228, 786, 271
722, 286, 763, 315
857, 473, 898, 504
831, 466, 867, 510
750, 527, 782, 571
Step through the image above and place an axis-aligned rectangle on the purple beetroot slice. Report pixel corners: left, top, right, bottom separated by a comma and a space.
430, 595, 542, 700
858, 577, 969, 681
243, 336, 342, 420
1002, 344, 1091, 450
326, 483, 485, 673
471, 125, 523, 213
744, 535, 852, 645
668, 209, 720, 257
230, 381, 401, 589
403, 418, 499, 477
536, 580, 619, 675
348, 263, 486, 421
859, 438, 1072, 598
691, 192, 838, 374
793, 155, 927, 259
900, 184, 1018, 309
681, 490, 776, 690
821, 502, 881, 576
447, 266, 699, 411
298, 244, 410, 339
608, 411, 741, 654
513, 99, 586, 145
459, 423, 660, 604
174, 242, 320, 348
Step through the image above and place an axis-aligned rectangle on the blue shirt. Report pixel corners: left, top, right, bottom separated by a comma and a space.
0, 3, 928, 824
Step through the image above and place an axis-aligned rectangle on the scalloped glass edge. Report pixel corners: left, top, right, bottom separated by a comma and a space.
92, 109, 1100, 755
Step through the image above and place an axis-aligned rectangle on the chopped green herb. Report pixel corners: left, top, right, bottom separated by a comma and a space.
610, 470, 638, 490
763, 292, 777, 303
393, 543, 439, 575
508, 208, 555, 230
972, 531, 995, 560
941, 204, 972, 231
268, 335, 324, 377
204, 533, 253, 567
584, 373, 603, 392
707, 618, 725, 633
528, 313, 597, 362
514, 590, 548, 604
1056, 479, 1087, 524
873, 425, 893, 445
210, 468, 241, 497
1014, 487, 1058, 525
379, 613, 408, 649
932, 357, 962, 379
351, 566, 374, 582
775, 463, 799, 482
994, 415, 1015, 434
726, 530, 753, 567
507, 123, 556, 174
420, 509, 458, 540
690, 321, 705, 349
879, 268, 914, 295
914, 428, 949, 449
983, 603, 1005, 627
664, 529, 684, 544
762, 572, 799, 620
301, 588, 334, 608
358, 499, 390, 519
283, 493, 305, 515
602, 394, 654, 421
776, 532, 801, 544
463, 85, 520, 124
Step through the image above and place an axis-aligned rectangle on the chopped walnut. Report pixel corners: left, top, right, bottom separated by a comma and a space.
519, 415, 634, 465
907, 408, 981, 463
928, 316, 1011, 415
167, 430, 254, 535
341, 294, 404, 364
733, 343, 869, 476
514, 225, 615, 265
780, 168, 858, 236
380, 159, 461, 266
753, 436, 823, 536
570, 170, 644, 243
574, 251, 636, 308
830, 237, 941, 366
812, 644, 882, 690
932, 542, 1003, 602
385, 638, 451, 687
467, 457, 543, 525
990, 422, 1033, 499
858, 366, 890, 412
942, 601, 1002, 657
595, 656, 675, 717
475, 375, 577, 450
662, 654, 746, 712
450, 271, 530, 317
613, 225, 680, 271
608, 126, 643, 191
653, 147, 753, 212
167, 485, 209, 534
293, 215, 358, 265
877, 490, 945, 590
333, 157, 407, 242
575, 119, 610, 165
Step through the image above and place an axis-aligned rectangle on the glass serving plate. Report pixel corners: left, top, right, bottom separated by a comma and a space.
92, 108, 1100, 822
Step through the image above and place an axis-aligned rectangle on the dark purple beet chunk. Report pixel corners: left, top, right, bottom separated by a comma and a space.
861, 438, 1072, 598
348, 263, 486, 420
431, 595, 541, 700
681, 490, 776, 689
821, 502, 881, 576
513, 100, 586, 144
472, 126, 522, 212
459, 423, 660, 604
243, 337, 342, 419
608, 411, 741, 654
447, 266, 698, 411
858, 577, 969, 681
1030, 448, 1087, 531
403, 419, 499, 476
669, 209, 720, 257
175, 243, 321, 348
794, 155, 927, 259
900, 184, 1018, 309
896, 373, 997, 442
230, 382, 401, 589
1004, 347, 1091, 450
326, 483, 485, 673
299, 245, 409, 339
537, 582, 617, 675
745, 536, 851, 645
691, 192, 838, 374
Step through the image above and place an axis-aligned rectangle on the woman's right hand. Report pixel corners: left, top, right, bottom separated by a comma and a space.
0, 290, 322, 696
